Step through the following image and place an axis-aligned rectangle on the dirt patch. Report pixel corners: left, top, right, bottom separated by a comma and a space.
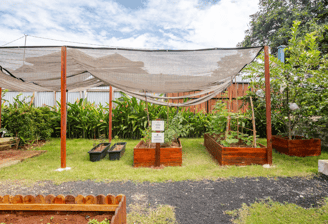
137, 141, 180, 148
112, 145, 124, 151
18, 140, 47, 151
92, 145, 107, 152
0, 150, 46, 167
0, 211, 112, 224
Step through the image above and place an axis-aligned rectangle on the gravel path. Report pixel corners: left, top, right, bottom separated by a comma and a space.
1, 175, 328, 223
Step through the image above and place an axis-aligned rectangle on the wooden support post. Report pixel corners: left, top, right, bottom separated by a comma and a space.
61, 46, 67, 169
250, 97, 256, 147
53, 91, 56, 108
0, 87, 2, 129
155, 119, 160, 167
236, 77, 239, 137
109, 86, 113, 142
264, 46, 272, 165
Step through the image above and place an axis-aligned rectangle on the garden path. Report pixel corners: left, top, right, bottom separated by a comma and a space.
1, 176, 328, 223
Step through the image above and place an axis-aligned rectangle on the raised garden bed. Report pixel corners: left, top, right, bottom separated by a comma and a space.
272, 135, 321, 157
108, 142, 127, 160
204, 133, 267, 166
88, 143, 111, 162
0, 137, 19, 151
133, 139, 182, 167
0, 194, 126, 224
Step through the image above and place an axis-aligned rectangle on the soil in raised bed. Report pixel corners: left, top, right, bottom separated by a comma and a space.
137, 141, 180, 148
112, 145, 124, 151
92, 145, 107, 152
210, 133, 261, 148
0, 211, 112, 224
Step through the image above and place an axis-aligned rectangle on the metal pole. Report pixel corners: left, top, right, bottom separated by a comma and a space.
61, 46, 67, 168
264, 46, 272, 165
109, 86, 113, 142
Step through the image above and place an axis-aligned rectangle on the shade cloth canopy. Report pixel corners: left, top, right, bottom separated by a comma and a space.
0, 46, 263, 106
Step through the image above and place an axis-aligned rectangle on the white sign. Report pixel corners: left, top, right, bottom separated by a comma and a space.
151, 133, 164, 143
152, 120, 164, 131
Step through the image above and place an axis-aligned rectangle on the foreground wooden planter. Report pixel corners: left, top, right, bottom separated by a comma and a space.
204, 133, 267, 166
0, 194, 126, 224
133, 139, 182, 167
272, 135, 321, 157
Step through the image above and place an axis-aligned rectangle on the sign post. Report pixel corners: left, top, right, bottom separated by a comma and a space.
151, 119, 164, 167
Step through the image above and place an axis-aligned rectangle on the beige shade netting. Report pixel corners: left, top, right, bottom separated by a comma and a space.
0, 46, 263, 106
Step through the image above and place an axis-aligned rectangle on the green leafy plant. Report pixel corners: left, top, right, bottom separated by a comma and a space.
243, 20, 328, 140
88, 218, 110, 224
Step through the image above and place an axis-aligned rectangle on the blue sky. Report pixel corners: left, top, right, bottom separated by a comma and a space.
0, 0, 259, 49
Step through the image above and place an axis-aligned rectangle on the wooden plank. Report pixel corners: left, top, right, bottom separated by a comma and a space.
24, 195, 35, 204
264, 46, 272, 165
45, 194, 55, 204
0, 204, 118, 212
61, 46, 67, 168
109, 85, 113, 141
35, 195, 45, 204
65, 195, 75, 204
85, 195, 96, 204
12, 195, 24, 204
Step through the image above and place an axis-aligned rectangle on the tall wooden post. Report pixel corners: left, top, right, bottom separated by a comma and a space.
264, 46, 272, 165
0, 87, 2, 129
109, 86, 113, 142
61, 46, 67, 168
155, 119, 161, 167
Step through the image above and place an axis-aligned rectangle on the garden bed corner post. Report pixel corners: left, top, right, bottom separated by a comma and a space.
109, 85, 113, 142
264, 46, 272, 165
61, 46, 67, 168
0, 87, 2, 129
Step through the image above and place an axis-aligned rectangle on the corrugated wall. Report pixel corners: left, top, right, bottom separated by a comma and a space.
2, 91, 124, 107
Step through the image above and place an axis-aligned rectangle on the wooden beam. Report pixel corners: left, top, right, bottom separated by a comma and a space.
0, 204, 118, 212
61, 46, 67, 168
109, 86, 113, 142
0, 87, 2, 129
264, 46, 272, 165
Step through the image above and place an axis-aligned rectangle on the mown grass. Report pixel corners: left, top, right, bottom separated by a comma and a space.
0, 138, 327, 184
127, 203, 177, 224
226, 198, 328, 224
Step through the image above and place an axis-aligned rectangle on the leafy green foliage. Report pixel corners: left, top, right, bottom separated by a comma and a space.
88, 218, 110, 224
243, 21, 328, 139
164, 113, 192, 145
1, 94, 53, 144
238, 0, 328, 55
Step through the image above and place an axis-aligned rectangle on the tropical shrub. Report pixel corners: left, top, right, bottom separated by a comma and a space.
243, 21, 328, 139
1, 94, 53, 144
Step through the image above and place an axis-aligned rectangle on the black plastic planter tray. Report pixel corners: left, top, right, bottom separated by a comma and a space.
108, 142, 127, 160
88, 143, 111, 162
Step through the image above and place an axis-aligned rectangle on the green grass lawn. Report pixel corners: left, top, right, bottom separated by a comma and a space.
226, 198, 328, 224
0, 138, 327, 184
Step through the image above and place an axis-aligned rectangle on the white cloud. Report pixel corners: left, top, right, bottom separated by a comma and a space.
0, 0, 259, 49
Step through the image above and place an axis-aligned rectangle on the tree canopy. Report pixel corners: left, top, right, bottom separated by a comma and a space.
238, 0, 328, 55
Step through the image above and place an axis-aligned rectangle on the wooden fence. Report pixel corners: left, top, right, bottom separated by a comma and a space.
167, 83, 250, 113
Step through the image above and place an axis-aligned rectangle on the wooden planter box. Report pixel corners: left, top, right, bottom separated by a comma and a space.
133, 139, 182, 167
272, 135, 321, 157
204, 133, 267, 166
0, 194, 126, 224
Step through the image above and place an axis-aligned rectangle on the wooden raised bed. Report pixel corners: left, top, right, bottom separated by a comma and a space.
133, 139, 182, 167
0, 194, 126, 224
204, 133, 267, 166
272, 135, 321, 157
0, 137, 19, 151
